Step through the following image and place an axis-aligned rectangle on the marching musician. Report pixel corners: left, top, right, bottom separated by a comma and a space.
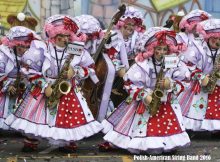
72, 15, 101, 114
179, 19, 220, 132
0, 26, 38, 130
114, 6, 145, 65
110, 6, 146, 111
97, 6, 145, 121
99, 27, 191, 154
5, 15, 103, 153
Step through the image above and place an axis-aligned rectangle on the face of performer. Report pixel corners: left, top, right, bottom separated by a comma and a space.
208, 37, 220, 49
55, 34, 70, 47
154, 45, 169, 61
121, 20, 136, 39
16, 45, 30, 57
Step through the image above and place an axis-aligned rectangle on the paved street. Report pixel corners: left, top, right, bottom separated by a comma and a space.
0, 131, 220, 162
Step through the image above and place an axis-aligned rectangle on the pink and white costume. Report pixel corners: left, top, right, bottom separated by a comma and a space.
5, 15, 103, 146
177, 9, 212, 121
114, 6, 145, 63
97, 6, 145, 121
179, 19, 220, 131
102, 27, 190, 154
0, 26, 38, 130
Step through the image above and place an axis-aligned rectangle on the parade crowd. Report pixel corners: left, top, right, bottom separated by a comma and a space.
0, 5, 220, 155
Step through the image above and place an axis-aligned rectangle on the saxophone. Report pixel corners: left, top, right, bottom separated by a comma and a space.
13, 72, 26, 96
11, 49, 26, 97
147, 60, 164, 116
11, 69, 27, 110
46, 54, 74, 109
203, 54, 220, 94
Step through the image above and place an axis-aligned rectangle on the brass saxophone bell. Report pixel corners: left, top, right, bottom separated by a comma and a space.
59, 81, 71, 95
154, 89, 164, 98
47, 81, 71, 109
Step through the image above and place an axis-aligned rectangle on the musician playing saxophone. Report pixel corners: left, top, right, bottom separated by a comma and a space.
0, 26, 38, 130
99, 27, 191, 153
178, 19, 220, 132
5, 15, 103, 153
